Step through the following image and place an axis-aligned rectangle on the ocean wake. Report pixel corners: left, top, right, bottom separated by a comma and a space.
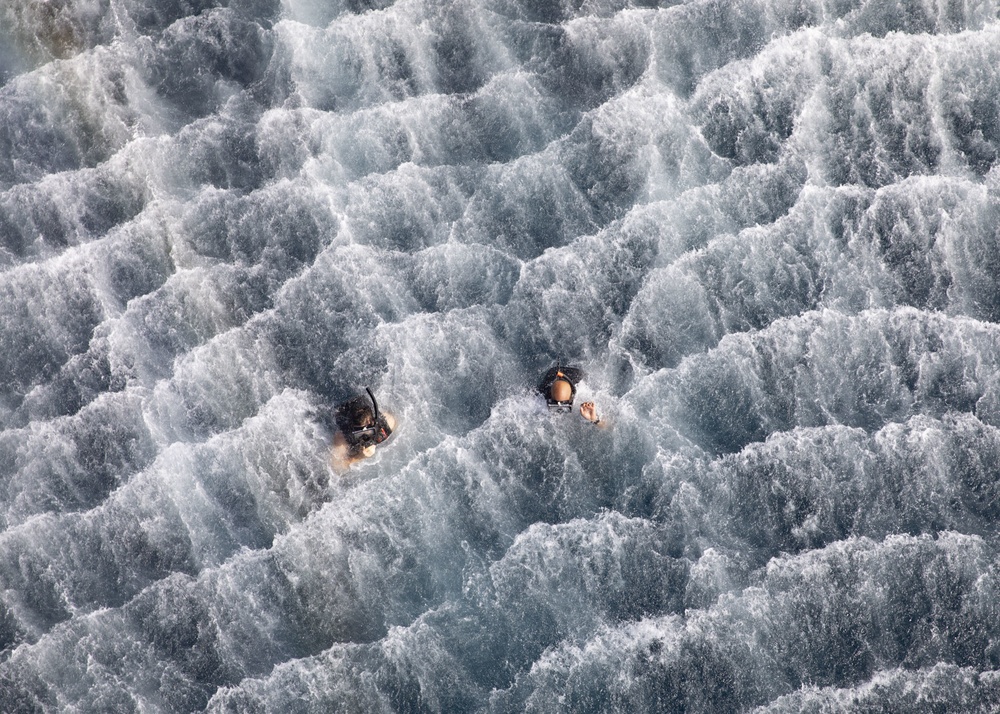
2, 0, 1000, 711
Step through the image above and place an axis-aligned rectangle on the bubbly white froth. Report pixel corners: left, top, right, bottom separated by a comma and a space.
2, 0, 1000, 711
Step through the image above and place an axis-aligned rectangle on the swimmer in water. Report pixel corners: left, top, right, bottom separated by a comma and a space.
331, 387, 396, 471
537, 364, 604, 426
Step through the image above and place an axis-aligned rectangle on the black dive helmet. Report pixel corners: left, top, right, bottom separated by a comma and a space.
347, 387, 393, 448
538, 364, 584, 412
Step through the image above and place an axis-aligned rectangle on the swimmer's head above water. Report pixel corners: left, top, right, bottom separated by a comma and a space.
550, 378, 573, 404
538, 364, 601, 424
332, 387, 396, 469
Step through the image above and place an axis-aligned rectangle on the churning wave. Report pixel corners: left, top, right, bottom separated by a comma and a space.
2, 0, 1000, 711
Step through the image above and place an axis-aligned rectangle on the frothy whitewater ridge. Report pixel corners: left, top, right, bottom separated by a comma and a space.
2, 0, 1000, 711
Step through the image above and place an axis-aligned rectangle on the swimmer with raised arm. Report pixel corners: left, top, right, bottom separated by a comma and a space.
331, 387, 396, 471
537, 364, 606, 426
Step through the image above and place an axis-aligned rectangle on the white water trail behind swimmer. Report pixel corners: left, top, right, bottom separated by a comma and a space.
3, 0, 1000, 711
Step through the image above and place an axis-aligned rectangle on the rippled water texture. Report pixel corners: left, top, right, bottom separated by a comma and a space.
3, 0, 1000, 711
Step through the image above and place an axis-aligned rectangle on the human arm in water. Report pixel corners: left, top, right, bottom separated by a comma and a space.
579, 401, 608, 427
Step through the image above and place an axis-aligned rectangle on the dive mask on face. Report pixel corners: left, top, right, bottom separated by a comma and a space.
348, 387, 392, 447
349, 419, 391, 447
546, 400, 573, 413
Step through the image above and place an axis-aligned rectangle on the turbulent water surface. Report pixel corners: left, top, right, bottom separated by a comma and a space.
3, 0, 1000, 711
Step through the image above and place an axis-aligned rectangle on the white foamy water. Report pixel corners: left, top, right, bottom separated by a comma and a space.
2, 0, 1000, 711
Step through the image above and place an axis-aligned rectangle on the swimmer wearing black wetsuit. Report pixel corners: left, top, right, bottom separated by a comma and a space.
537, 365, 603, 425
331, 387, 396, 471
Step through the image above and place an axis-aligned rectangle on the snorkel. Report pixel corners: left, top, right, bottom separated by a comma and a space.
364, 387, 392, 445
366, 386, 380, 423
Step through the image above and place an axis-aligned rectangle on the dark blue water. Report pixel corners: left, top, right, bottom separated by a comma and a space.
2, 0, 1000, 711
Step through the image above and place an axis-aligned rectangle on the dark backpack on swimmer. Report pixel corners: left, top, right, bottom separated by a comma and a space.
336, 388, 392, 449
538, 365, 584, 412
